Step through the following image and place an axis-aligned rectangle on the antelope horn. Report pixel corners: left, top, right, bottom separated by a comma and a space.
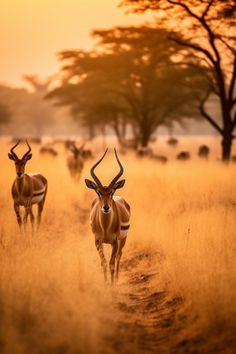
70, 142, 77, 152
109, 148, 124, 187
22, 140, 31, 159
78, 142, 86, 151
90, 148, 108, 186
10, 139, 21, 159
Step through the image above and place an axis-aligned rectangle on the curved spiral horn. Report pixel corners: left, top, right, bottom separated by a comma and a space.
10, 139, 21, 159
90, 148, 108, 186
109, 148, 124, 187
22, 140, 32, 159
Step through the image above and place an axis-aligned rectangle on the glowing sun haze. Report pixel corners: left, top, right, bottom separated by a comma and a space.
0, 0, 152, 87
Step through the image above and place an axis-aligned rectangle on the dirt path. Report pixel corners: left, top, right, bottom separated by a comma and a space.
100, 248, 225, 354
110, 251, 185, 354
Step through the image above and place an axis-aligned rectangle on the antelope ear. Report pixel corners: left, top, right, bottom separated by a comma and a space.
8, 153, 15, 160
85, 179, 97, 190
24, 153, 32, 160
113, 179, 126, 190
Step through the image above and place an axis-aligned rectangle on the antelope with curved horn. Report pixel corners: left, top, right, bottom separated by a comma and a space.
67, 142, 85, 180
8, 140, 48, 229
85, 149, 131, 283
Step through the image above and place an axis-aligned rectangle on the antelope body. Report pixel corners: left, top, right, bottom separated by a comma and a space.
177, 151, 190, 161
85, 149, 130, 283
198, 145, 210, 159
8, 140, 48, 229
67, 142, 84, 179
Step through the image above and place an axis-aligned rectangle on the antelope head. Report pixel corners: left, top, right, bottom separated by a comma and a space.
69, 142, 85, 158
8, 140, 32, 178
85, 149, 125, 214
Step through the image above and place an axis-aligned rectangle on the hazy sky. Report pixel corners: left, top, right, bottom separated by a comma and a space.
0, 0, 152, 87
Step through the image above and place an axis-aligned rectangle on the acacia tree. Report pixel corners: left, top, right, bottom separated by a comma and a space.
48, 26, 208, 147
121, 0, 236, 160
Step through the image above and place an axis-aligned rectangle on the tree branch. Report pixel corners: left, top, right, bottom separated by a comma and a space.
201, 0, 214, 19
199, 87, 223, 135
168, 35, 216, 65
167, 0, 221, 64
217, 35, 236, 54
228, 54, 236, 105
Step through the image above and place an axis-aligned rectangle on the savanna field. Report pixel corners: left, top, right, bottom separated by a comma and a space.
0, 137, 236, 354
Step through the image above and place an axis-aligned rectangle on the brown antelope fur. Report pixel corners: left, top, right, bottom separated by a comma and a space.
8, 140, 48, 230
85, 148, 131, 283
67, 142, 84, 179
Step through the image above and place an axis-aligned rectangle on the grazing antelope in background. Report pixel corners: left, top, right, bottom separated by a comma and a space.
8, 140, 48, 229
177, 151, 191, 161
85, 149, 131, 283
39, 145, 58, 157
198, 145, 210, 160
67, 142, 84, 180
167, 137, 178, 146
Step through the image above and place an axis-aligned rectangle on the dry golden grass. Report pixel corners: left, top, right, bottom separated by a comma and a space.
0, 137, 236, 353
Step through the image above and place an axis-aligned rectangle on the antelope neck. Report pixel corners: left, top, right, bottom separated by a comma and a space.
16, 173, 26, 194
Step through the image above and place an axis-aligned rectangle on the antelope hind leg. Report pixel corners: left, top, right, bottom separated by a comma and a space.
37, 185, 47, 226
116, 237, 126, 281
29, 207, 35, 234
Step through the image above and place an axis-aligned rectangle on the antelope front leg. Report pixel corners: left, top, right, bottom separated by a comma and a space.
95, 239, 107, 282
23, 206, 30, 231
14, 203, 22, 228
116, 238, 126, 281
110, 240, 118, 284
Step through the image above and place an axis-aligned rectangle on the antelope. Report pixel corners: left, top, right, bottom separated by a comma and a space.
67, 142, 84, 180
151, 154, 168, 163
167, 137, 178, 146
198, 145, 210, 160
177, 151, 191, 161
8, 140, 48, 229
136, 146, 153, 157
85, 149, 131, 283
40, 145, 58, 157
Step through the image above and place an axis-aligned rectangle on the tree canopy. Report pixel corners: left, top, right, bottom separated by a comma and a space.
48, 26, 209, 147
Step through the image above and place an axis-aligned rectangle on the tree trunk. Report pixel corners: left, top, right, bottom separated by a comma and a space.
88, 124, 95, 139
121, 118, 127, 139
100, 124, 107, 150
221, 134, 233, 162
140, 130, 151, 148
111, 115, 125, 146
139, 116, 152, 148
112, 124, 123, 145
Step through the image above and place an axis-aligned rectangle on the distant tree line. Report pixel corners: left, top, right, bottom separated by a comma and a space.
0, 77, 70, 137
